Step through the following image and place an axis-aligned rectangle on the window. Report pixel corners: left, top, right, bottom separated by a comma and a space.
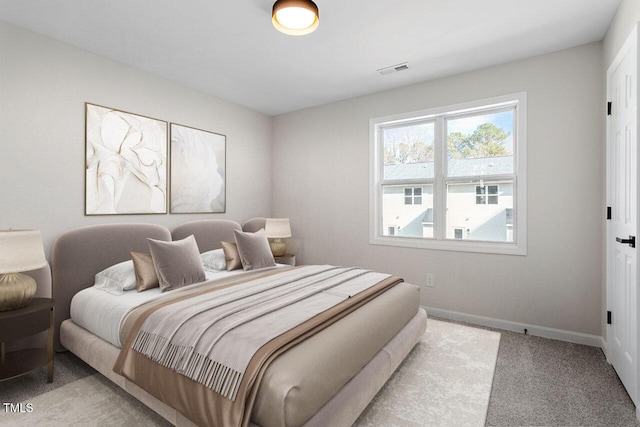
404, 187, 422, 205
476, 185, 499, 205
370, 93, 527, 255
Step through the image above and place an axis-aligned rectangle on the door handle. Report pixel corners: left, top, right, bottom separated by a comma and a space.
616, 236, 636, 248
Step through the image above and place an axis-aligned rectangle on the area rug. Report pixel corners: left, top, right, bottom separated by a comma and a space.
355, 319, 501, 426
0, 319, 500, 427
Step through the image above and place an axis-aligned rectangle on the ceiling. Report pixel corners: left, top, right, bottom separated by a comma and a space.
0, 0, 621, 116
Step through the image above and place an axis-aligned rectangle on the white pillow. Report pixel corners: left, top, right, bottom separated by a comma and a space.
93, 260, 137, 295
200, 248, 227, 271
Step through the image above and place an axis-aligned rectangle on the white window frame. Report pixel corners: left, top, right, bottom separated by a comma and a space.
369, 92, 527, 255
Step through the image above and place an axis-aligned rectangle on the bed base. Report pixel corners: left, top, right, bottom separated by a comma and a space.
61, 308, 426, 427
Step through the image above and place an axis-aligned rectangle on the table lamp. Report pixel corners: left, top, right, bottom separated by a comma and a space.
0, 229, 47, 311
264, 218, 291, 257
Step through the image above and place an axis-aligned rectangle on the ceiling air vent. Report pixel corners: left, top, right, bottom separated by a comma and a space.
377, 62, 409, 76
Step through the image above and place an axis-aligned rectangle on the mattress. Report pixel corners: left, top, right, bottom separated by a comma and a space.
63, 282, 423, 427
70, 267, 283, 348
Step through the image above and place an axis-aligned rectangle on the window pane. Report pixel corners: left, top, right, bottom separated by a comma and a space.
414, 188, 422, 196
446, 109, 514, 177
488, 185, 498, 195
476, 185, 485, 195
383, 184, 434, 238
383, 122, 435, 180
447, 179, 513, 242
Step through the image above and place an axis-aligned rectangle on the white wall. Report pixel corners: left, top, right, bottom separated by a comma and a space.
603, 0, 640, 67
272, 43, 604, 336
0, 21, 273, 268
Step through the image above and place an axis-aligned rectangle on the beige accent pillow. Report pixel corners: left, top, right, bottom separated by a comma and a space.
233, 229, 276, 271
221, 241, 242, 271
130, 252, 159, 292
147, 235, 206, 292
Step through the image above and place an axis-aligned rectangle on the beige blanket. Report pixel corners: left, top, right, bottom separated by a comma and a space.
114, 266, 402, 427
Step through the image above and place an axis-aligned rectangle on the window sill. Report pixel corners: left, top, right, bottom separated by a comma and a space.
369, 235, 526, 256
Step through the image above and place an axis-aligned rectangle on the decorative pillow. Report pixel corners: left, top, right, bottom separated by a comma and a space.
200, 248, 227, 271
147, 235, 206, 292
94, 260, 137, 295
131, 252, 159, 292
221, 241, 242, 271
233, 229, 276, 271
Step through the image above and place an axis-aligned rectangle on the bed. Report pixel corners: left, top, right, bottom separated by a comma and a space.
52, 219, 427, 427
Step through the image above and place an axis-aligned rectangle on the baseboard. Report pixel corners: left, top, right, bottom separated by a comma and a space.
424, 306, 603, 349
600, 336, 609, 361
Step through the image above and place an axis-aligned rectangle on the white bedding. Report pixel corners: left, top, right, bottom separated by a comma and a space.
70, 267, 284, 348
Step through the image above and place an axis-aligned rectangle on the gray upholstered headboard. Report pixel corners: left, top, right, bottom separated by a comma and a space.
51, 219, 263, 350
51, 223, 171, 350
242, 217, 266, 233
172, 219, 242, 252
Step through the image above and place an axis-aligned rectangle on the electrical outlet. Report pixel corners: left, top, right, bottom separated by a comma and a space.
425, 273, 435, 288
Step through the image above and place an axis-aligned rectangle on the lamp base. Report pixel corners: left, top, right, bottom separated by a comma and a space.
0, 273, 37, 311
269, 239, 287, 257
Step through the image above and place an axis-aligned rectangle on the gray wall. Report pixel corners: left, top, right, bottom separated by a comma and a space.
0, 16, 613, 337
272, 43, 604, 336
603, 0, 640, 66
0, 21, 273, 273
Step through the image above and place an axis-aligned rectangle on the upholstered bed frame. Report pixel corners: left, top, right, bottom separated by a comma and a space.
51, 219, 427, 427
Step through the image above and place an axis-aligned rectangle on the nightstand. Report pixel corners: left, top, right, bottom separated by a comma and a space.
275, 254, 296, 266
0, 298, 54, 383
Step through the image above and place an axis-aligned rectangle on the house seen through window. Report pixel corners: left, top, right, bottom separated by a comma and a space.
370, 93, 526, 255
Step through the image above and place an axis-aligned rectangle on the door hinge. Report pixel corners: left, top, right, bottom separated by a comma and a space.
607, 206, 611, 220
608, 102, 612, 116
607, 310, 612, 325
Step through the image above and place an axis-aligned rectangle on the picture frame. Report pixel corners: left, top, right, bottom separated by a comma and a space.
170, 123, 226, 213
85, 103, 168, 215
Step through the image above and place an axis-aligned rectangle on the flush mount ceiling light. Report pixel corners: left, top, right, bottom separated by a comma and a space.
272, 0, 319, 36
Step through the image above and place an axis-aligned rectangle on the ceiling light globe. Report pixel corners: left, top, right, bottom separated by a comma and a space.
276, 7, 316, 30
272, 0, 319, 36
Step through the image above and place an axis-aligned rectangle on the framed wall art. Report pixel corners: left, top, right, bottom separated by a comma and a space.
170, 123, 226, 213
85, 103, 168, 215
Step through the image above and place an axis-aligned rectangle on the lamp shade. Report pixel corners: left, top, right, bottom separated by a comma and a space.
0, 230, 47, 274
264, 218, 292, 239
272, 0, 319, 36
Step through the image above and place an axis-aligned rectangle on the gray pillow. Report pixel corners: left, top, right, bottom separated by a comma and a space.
147, 235, 206, 292
233, 229, 276, 271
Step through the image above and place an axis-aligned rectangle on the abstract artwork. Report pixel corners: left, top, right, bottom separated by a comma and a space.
170, 123, 226, 213
85, 103, 167, 215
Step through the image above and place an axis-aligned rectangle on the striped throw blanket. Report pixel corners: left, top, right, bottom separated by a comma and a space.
129, 265, 392, 401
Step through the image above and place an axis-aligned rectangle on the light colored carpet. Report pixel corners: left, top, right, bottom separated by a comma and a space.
355, 319, 501, 427
0, 319, 500, 427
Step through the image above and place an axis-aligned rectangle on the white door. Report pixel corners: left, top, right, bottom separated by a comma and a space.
607, 25, 638, 408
